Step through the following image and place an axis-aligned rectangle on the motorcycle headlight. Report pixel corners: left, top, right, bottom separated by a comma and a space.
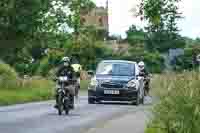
127, 80, 137, 88
59, 76, 68, 81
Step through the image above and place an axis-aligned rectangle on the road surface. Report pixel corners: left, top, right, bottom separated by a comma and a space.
0, 96, 151, 133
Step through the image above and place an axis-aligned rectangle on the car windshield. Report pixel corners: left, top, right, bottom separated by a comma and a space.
96, 62, 135, 76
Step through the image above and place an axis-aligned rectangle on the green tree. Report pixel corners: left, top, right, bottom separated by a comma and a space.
77, 26, 111, 69
138, 0, 185, 52
0, 0, 47, 53
126, 25, 145, 45
66, 0, 95, 54
0, 0, 75, 58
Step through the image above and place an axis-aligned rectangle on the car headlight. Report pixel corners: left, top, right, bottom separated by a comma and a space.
89, 77, 98, 90
127, 80, 137, 88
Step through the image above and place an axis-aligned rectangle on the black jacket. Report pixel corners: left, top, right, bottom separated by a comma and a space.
56, 64, 74, 79
139, 69, 149, 77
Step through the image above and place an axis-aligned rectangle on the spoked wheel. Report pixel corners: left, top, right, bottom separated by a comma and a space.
57, 93, 64, 115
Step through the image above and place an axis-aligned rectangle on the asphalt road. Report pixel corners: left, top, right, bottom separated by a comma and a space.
0, 96, 151, 133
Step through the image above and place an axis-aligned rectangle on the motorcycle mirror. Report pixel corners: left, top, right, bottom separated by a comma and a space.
87, 70, 94, 76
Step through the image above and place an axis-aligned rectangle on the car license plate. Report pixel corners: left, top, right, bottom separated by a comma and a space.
104, 90, 120, 95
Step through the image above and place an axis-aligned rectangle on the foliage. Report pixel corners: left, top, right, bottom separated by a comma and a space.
0, 0, 49, 54
138, 0, 185, 52
126, 44, 165, 73
73, 26, 113, 70
36, 57, 52, 77
143, 52, 165, 73
0, 0, 89, 57
147, 72, 200, 133
126, 25, 145, 45
0, 63, 18, 89
172, 45, 200, 71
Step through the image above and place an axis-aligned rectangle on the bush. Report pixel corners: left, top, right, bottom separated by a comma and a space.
147, 72, 200, 133
0, 63, 18, 89
14, 62, 36, 76
37, 57, 52, 77
173, 45, 200, 71
48, 49, 64, 66
143, 52, 165, 73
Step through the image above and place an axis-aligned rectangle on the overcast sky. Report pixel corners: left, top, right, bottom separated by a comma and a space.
93, 0, 200, 39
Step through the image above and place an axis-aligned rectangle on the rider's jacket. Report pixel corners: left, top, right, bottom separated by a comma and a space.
56, 64, 75, 79
139, 69, 149, 78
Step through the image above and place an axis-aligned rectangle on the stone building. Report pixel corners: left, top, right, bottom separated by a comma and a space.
81, 1, 109, 33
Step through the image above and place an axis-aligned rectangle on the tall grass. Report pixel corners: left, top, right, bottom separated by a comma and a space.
146, 71, 200, 133
0, 63, 18, 89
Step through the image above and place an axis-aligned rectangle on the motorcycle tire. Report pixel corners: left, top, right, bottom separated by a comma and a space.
64, 98, 70, 115
57, 93, 63, 115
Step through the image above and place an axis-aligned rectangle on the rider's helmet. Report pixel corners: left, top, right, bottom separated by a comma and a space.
138, 61, 145, 71
70, 54, 81, 73
62, 57, 70, 67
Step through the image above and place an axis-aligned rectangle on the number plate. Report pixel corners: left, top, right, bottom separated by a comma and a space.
104, 90, 120, 95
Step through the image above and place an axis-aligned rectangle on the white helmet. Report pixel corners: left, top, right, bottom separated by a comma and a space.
138, 61, 145, 70
62, 57, 70, 62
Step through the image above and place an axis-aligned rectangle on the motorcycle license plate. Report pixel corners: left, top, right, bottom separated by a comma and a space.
104, 90, 120, 95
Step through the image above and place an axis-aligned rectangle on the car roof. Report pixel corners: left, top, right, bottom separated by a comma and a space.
100, 60, 137, 64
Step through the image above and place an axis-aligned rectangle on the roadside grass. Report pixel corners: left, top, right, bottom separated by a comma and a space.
0, 79, 90, 106
146, 71, 200, 133
0, 63, 90, 106
0, 78, 55, 106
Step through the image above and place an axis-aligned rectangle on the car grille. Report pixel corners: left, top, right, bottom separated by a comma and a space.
101, 82, 124, 89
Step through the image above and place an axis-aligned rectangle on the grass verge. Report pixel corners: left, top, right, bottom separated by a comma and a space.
0, 79, 89, 106
146, 71, 200, 133
0, 78, 54, 106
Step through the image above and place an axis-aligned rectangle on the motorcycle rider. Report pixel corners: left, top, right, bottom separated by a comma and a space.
71, 65, 82, 99
54, 57, 75, 109
138, 61, 150, 96
71, 53, 82, 98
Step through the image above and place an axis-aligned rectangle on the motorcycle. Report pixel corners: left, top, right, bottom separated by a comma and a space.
55, 76, 75, 115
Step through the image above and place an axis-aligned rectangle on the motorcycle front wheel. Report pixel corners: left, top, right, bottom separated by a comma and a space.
57, 93, 64, 115
64, 98, 70, 115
